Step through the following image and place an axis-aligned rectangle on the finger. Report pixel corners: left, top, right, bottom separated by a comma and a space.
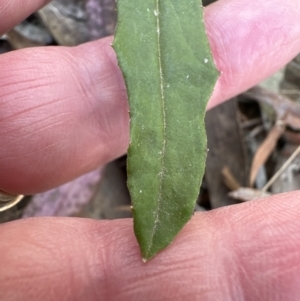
1, 0, 300, 194
1, 191, 300, 301
206, 0, 300, 108
0, 38, 129, 194
0, 0, 51, 36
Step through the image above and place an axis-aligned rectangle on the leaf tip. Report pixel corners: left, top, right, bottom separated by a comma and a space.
141, 251, 155, 263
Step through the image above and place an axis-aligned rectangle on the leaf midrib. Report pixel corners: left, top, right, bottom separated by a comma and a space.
146, 0, 166, 256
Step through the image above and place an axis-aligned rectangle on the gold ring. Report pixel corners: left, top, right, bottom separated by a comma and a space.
0, 190, 24, 212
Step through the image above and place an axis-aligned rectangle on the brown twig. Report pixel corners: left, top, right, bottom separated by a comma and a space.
262, 145, 300, 192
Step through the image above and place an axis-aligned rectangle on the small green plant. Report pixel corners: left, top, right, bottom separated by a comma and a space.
113, 0, 219, 261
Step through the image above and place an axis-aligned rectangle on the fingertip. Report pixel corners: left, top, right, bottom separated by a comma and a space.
205, 0, 300, 108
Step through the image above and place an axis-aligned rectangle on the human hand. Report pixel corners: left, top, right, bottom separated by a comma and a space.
1, 0, 300, 300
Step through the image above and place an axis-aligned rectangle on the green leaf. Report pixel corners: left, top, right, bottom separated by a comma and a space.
113, 0, 219, 261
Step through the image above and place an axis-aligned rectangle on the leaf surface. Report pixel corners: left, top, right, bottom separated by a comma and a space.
113, 0, 219, 260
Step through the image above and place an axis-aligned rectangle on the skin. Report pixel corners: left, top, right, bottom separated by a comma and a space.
0, 0, 300, 300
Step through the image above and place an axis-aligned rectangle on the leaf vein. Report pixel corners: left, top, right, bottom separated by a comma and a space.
146, 0, 166, 256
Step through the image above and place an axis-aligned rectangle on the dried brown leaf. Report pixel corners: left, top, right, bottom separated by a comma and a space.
221, 166, 241, 190
249, 122, 285, 186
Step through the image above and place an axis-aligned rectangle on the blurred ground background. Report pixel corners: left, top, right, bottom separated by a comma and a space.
1, 0, 300, 223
